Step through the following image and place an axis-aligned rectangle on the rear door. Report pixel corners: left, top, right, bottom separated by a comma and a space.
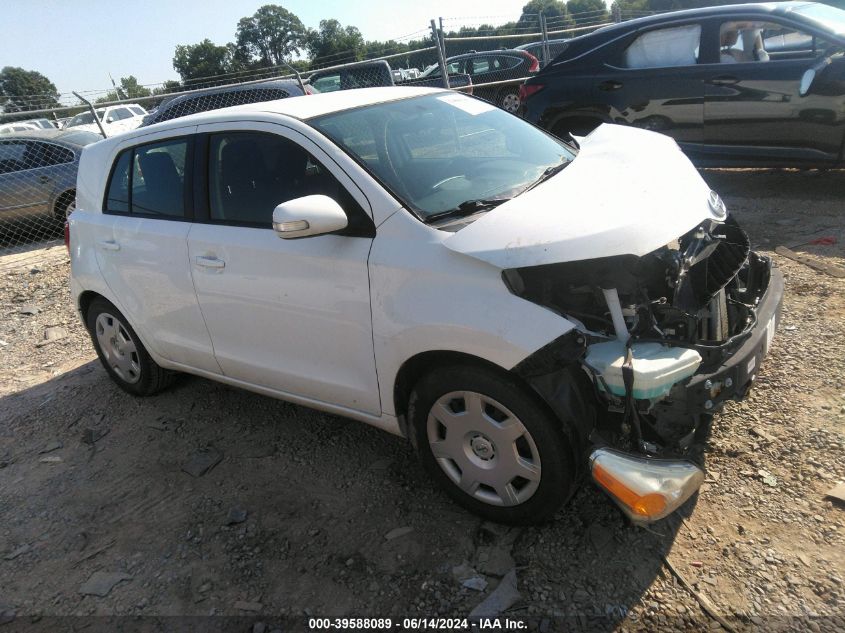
703, 17, 845, 163
187, 121, 380, 415
595, 22, 708, 144
0, 140, 45, 219
94, 127, 221, 373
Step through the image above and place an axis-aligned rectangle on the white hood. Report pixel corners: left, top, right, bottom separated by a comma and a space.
442, 124, 717, 269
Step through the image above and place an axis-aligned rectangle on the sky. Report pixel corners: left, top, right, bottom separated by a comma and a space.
2, 0, 545, 102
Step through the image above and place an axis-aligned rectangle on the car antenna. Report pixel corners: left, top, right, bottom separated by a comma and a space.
72, 92, 107, 138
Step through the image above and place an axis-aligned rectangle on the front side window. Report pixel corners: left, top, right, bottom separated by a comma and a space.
103, 138, 188, 217
130, 106, 145, 116
208, 131, 364, 228
720, 20, 831, 63
624, 24, 701, 68
310, 93, 574, 221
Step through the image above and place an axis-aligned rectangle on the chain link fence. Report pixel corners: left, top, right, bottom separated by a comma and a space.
0, 10, 619, 267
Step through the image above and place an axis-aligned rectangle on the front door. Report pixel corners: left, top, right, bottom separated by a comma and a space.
704, 17, 845, 163
187, 123, 380, 415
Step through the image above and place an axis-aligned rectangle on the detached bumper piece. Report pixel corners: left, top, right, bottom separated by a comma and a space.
589, 448, 704, 524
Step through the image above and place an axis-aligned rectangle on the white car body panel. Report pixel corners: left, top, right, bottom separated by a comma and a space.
369, 210, 574, 418
66, 104, 147, 137
442, 124, 714, 269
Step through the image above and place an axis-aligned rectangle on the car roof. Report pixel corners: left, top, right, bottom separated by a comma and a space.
447, 49, 528, 61
134, 86, 443, 135
158, 79, 304, 107
589, 1, 820, 37
0, 128, 101, 146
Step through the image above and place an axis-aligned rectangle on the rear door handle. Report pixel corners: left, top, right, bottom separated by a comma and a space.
598, 80, 622, 91
38, 175, 50, 183
96, 240, 120, 251
708, 76, 739, 86
194, 255, 225, 270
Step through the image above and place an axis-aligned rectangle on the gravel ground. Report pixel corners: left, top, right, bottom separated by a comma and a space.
0, 169, 843, 632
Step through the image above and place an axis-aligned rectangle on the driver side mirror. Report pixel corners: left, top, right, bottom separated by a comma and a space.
799, 68, 816, 97
106, 116, 115, 123
272, 195, 348, 239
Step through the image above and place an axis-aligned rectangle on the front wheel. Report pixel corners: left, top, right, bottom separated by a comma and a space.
86, 298, 174, 396
410, 365, 575, 524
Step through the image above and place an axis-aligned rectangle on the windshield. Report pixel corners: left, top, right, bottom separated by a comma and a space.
793, 3, 845, 36
309, 93, 574, 221
66, 109, 105, 127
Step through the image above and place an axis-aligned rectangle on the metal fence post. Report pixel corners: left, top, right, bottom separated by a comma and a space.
431, 19, 450, 89
540, 13, 551, 68
72, 91, 107, 138
612, 3, 622, 23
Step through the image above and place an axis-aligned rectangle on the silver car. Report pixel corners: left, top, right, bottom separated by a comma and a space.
0, 129, 101, 242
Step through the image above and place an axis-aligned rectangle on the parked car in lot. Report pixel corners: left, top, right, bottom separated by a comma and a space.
141, 80, 310, 127
0, 122, 41, 135
69, 87, 781, 524
418, 49, 539, 112
520, 1, 845, 167
65, 104, 147, 136
515, 38, 570, 67
308, 59, 472, 93
0, 129, 101, 238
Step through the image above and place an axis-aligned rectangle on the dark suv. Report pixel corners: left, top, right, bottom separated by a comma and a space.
520, 1, 845, 167
419, 49, 539, 112
142, 80, 309, 127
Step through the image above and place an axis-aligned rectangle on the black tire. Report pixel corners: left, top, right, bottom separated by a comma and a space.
53, 191, 75, 222
409, 364, 576, 525
86, 297, 174, 396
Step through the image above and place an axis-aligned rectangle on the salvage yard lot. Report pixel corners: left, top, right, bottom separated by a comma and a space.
1, 169, 844, 631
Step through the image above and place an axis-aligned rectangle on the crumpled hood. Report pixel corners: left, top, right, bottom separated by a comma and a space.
442, 124, 718, 269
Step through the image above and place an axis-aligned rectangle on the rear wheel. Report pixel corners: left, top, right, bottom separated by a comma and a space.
410, 365, 575, 524
53, 190, 75, 222
498, 88, 521, 114
86, 298, 174, 396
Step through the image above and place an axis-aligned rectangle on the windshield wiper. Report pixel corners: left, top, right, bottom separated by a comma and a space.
424, 198, 509, 224
524, 159, 571, 193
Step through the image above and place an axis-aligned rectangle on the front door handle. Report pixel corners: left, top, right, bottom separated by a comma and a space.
708, 76, 739, 86
96, 240, 120, 251
38, 175, 50, 183
598, 80, 623, 91
194, 255, 225, 270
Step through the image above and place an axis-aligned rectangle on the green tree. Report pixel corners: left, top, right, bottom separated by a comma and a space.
0, 66, 60, 113
567, 0, 609, 23
95, 75, 152, 103
173, 39, 233, 83
518, 0, 572, 31
307, 19, 365, 64
235, 5, 308, 67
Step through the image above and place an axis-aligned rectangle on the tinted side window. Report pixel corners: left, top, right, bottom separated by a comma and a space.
208, 132, 368, 232
26, 142, 74, 167
624, 24, 701, 68
132, 140, 188, 217
0, 141, 27, 174
719, 20, 830, 63
105, 150, 131, 212
104, 139, 188, 217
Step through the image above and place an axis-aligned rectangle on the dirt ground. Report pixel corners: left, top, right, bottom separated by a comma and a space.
0, 169, 844, 632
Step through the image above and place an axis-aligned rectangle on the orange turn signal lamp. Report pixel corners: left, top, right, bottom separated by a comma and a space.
589, 448, 704, 524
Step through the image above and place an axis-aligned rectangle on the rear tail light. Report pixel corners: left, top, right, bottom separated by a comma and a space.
524, 52, 540, 73
518, 83, 545, 103
64, 221, 70, 253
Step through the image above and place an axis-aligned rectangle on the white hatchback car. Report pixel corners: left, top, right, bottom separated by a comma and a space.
69, 87, 782, 524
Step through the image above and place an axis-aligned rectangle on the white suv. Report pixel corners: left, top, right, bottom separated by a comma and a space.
65, 104, 147, 136
69, 87, 782, 524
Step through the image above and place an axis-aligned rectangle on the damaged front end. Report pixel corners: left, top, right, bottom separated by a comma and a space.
508, 215, 783, 523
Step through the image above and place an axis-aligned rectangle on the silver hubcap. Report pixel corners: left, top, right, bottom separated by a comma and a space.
426, 391, 541, 507
95, 312, 141, 384
501, 93, 520, 113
